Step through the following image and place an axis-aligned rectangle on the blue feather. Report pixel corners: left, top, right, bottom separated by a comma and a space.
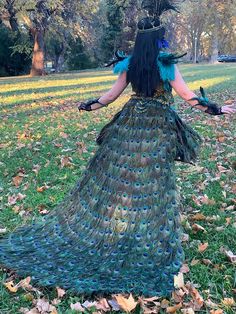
157, 52, 176, 81
113, 56, 132, 74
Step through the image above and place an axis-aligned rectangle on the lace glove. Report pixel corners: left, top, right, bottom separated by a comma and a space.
188, 87, 224, 115
78, 98, 108, 111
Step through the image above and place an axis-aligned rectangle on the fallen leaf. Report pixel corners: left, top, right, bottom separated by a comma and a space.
56, 287, 66, 298
180, 264, 190, 273
220, 246, 236, 264
70, 302, 85, 312
114, 293, 138, 312
60, 156, 74, 168
37, 185, 49, 193
108, 299, 120, 311
188, 284, 204, 310
166, 302, 182, 313
205, 298, 219, 309
160, 299, 170, 308
192, 223, 206, 233
209, 310, 223, 314
95, 298, 111, 312
191, 213, 207, 221
174, 272, 185, 288
35, 298, 56, 313
4, 281, 18, 293
25, 308, 40, 314
12, 175, 23, 187
222, 297, 235, 306
81, 300, 97, 308
190, 259, 200, 266
59, 132, 68, 139
198, 242, 208, 252
181, 308, 195, 314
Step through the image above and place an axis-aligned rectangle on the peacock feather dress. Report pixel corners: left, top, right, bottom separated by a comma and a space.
0, 52, 203, 298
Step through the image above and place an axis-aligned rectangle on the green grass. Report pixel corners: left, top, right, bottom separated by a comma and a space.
0, 63, 236, 313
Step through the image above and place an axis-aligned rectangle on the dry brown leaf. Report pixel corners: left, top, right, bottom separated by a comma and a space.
180, 263, 190, 273
190, 259, 200, 266
70, 302, 85, 312
172, 287, 187, 303
222, 297, 235, 306
181, 308, 195, 314
4, 281, 18, 293
60, 156, 74, 168
142, 296, 161, 302
209, 310, 223, 314
191, 213, 207, 221
205, 298, 219, 309
160, 298, 170, 308
59, 132, 68, 139
217, 136, 225, 143
188, 285, 204, 310
35, 298, 56, 313
181, 233, 189, 242
198, 242, 208, 252
174, 272, 185, 288
220, 246, 236, 264
217, 164, 229, 172
37, 185, 49, 193
114, 293, 138, 312
95, 298, 111, 312
192, 223, 206, 233
12, 175, 23, 187
15, 276, 32, 289
56, 286, 66, 298
201, 259, 213, 266
192, 196, 201, 207
81, 300, 97, 308
201, 195, 216, 205
166, 302, 182, 313
25, 308, 40, 314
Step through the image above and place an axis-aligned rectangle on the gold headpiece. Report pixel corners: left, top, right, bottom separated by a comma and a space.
137, 24, 164, 33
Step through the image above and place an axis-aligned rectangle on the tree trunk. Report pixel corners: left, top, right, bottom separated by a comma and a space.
54, 42, 66, 72
210, 35, 219, 63
210, 12, 220, 64
30, 28, 46, 76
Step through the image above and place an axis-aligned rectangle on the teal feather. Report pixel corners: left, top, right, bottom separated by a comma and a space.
113, 56, 132, 74
157, 52, 176, 91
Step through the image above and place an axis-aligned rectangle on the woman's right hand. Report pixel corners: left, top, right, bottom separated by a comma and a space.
221, 104, 236, 115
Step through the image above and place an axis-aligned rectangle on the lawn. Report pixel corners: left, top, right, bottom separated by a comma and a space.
0, 63, 236, 313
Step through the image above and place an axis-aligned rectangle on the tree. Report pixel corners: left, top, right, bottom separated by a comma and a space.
0, 0, 100, 76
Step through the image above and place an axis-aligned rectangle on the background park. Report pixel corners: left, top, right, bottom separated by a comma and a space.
0, 0, 236, 313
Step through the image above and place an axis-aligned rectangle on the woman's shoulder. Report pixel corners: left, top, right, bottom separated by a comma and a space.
113, 55, 132, 74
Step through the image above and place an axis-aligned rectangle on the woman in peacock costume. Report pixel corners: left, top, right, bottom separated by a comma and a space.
0, 0, 235, 298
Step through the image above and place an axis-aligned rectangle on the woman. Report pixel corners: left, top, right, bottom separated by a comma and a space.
0, 0, 235, 298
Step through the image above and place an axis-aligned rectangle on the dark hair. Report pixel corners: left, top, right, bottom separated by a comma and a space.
126, 17, 165, 97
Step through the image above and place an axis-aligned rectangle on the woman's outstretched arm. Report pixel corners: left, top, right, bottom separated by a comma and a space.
170, 65, 236, 115
78, 71, 129, 111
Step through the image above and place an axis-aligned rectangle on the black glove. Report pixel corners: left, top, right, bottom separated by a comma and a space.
188, 87, 224, 115
78, 98, 108, 111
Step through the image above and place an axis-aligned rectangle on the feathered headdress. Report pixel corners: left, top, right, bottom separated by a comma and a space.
141, 0, 180, 16
138, 0, 181, 32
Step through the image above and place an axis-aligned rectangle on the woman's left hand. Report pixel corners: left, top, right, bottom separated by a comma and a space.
77, 99, 104, 112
